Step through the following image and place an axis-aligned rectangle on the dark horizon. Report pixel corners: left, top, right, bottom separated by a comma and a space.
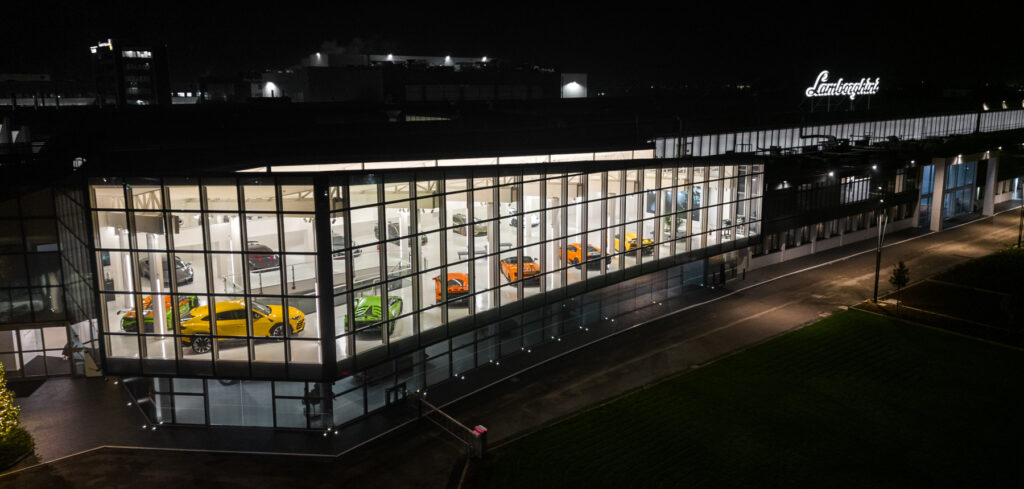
2, 3, 1020, 89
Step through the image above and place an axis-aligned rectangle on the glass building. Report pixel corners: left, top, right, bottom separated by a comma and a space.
87, 155, 764, 427
5, 101, 1023, 433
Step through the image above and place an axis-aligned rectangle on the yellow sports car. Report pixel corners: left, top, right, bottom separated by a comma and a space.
614, 232, 655, 255
180, 299, 305, 353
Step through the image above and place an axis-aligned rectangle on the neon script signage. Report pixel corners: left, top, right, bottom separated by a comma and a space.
805, 70, 880, 100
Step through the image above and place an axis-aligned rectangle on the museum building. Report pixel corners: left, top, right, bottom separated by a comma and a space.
2, 91, 1024, 438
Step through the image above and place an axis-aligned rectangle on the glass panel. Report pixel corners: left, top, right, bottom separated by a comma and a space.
244, 185, 277, 212
280, 185, 314, 212
204, 185, 239, 211
167, 185, 201, 210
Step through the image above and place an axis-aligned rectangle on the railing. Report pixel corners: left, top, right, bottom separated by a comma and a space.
412, 392, 488, 458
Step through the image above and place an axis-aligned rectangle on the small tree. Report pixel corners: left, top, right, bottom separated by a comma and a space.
889, 261, 911, 314
0, 362, 19, 438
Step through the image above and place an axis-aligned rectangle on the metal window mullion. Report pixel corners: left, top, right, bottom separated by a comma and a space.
270, 380, 278, 429
237, 182, 255, 375
202, 379, 211, 425
600, 171, 608, 274
652, 166, 662, 262
463, 179, 476, 317
341, 181, 356, 360
538, 176, 547, 294
437, 179, 450, 324
670, 166, 678, 256
377, 182, 388, 348
163, 183, 183, 369
516, 180, 524, 300
561, 174, 568, 286
315, 177, 336, 376
276, 183, 291, 371
125, 183, 148, 366
580, 175, 588, 280
490, 183, 499, 311
198, 183, 219, 369
409, 190, 420, 338
83, 182, 109, 373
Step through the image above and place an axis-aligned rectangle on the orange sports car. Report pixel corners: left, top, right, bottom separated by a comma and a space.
434, 273, 470, 304
500, 256, 541, 283
559, 243, 610, 269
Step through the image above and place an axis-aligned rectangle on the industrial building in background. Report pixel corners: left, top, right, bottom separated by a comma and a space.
89, 39, 170, 107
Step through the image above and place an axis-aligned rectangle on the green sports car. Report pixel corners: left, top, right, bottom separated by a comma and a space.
121, 295, 198, 333
344, 296, 403, 335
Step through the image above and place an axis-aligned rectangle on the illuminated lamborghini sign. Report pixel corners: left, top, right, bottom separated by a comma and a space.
805, 70, 880, 100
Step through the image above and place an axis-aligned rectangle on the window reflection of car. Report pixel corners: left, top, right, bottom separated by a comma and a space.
246, 241, 280, 271
331, 235, 361, 260
559, 243, 610, 269
613, 232, 654, 255
434, 273, 470, 304
121, 295, 198, 332
138, 256, 194, 286
180, 299, 305, 354
343, 296, 403, 336
500, 256, 541, 283
452, 213, 487, 236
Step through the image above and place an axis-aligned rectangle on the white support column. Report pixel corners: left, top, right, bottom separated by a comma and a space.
983, 156, 999, 216
929, 157, 947, 232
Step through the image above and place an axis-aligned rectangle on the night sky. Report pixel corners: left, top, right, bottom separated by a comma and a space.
2, 3, 1018, 89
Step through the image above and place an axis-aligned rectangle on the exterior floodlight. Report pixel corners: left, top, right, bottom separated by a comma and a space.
871, 164, 877, 170
828, 171, 834, 177
482, 56, 488, 62
386, 54, 393, 61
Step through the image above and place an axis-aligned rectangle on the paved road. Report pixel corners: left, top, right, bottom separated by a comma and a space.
3, 207, 1020, 488
445, 210, 1022, 448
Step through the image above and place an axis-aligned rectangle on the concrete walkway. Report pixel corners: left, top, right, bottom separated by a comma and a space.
4, 203, 1022, 487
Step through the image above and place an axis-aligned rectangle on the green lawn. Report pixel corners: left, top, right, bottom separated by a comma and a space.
484, 310, 1024, 488
937, 247, 1024, 294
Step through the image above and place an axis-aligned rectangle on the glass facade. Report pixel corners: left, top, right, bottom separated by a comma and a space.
327, 163, 763, 366
88, 161, 763, 385
90, 177, 322, 378
0, 187, 76, 378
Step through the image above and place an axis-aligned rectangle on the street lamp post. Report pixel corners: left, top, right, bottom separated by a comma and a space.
873, 206, 888, 303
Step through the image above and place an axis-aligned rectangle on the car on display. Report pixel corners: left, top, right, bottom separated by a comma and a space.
331, 235, 362, 260
374, 221, 401, 241
180, 299, 305, 354
246, 241, 280, 271
452, 213, 488, 236
559, 243, 610, 269
509, 213, 540, 228
613, 232, 655, 255
343, 296, 403, 335
433, 273, 470, 304
121, 295, 199, 332
500, 256, 541, 283
138, 256, 195, 286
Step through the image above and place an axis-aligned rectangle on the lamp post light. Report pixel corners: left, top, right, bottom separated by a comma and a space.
872, 193, 888, 303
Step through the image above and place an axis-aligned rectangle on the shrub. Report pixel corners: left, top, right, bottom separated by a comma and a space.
0, 362, 33, 471
0, 426, 34, 470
